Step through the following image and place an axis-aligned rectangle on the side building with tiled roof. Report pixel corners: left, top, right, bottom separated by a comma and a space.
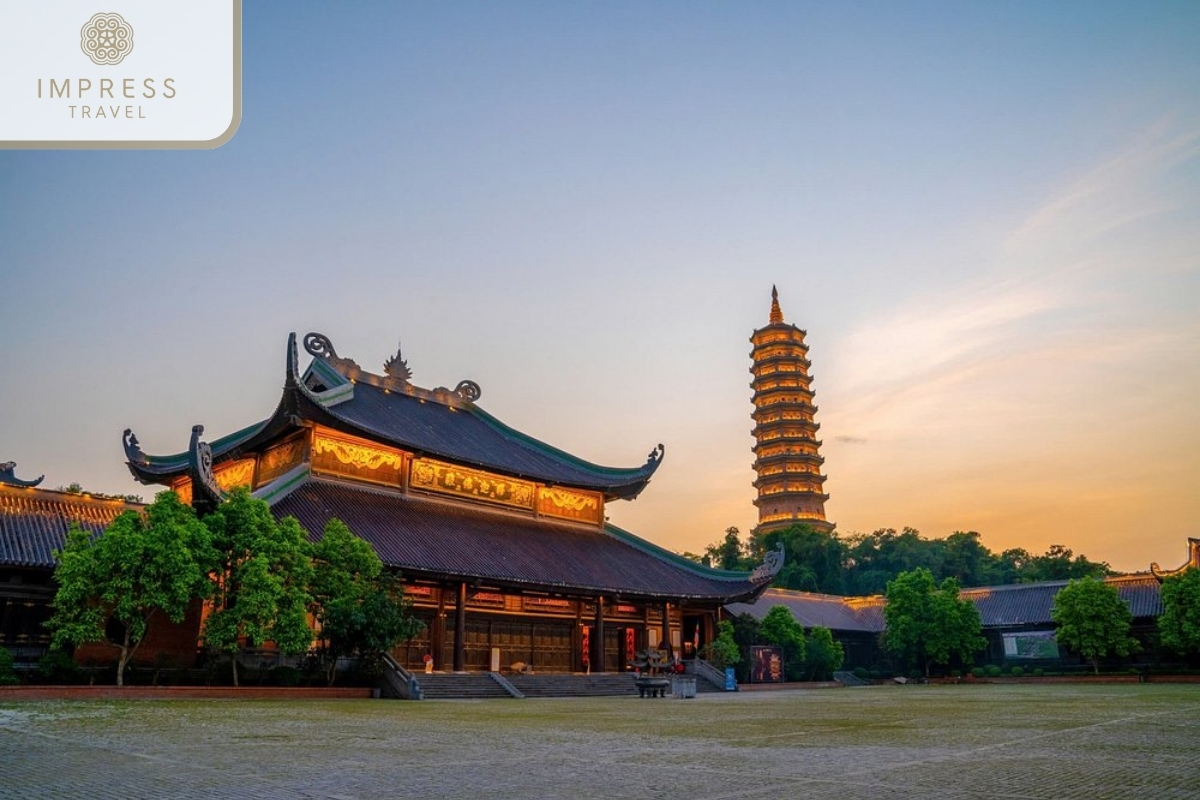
728, 568, 1176, 673
120, 332, 780, 673
0, 471, 206, 670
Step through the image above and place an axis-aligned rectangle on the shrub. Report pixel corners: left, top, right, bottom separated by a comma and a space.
971, 666, 985, 678
38, 649, 82, 684
949, 669, 961, 679
1032, 667, 1044, 677
1009, 666, 1024, 677
852, 667, 869, 681
0, 647, 20, 685
985, 665, 1002, 678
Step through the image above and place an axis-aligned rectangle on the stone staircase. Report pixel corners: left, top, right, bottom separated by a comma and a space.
414, 672, 514, 700
505, 672, 640, 698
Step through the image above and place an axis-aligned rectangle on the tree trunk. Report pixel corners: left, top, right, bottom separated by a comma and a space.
1092, 658, 1100, 675
231, 655, 240, 687
117, 627, 133, 687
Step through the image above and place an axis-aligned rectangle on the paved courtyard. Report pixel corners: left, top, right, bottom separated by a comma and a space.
2, 684, 1199, 799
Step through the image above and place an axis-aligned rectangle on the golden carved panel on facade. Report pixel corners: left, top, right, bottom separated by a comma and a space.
537, 486, 603, 524
311, 430, 404, 485
214, 459, 255, 491
313, 435, 403, 470
410, 458, 535, 509
257, 437, 306, 485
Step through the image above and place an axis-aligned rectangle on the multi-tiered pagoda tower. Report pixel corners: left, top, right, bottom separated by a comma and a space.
750, 286, 833, 533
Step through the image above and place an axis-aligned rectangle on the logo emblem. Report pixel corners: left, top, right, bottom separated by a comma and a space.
80, 13, 134, 65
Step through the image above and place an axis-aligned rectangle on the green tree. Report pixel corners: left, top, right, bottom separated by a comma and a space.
1050, 576, 1139, 674
704, 526, 750, 570
803, 626, 844, 680
46, 491, 212, 686
1028, 545, 1110, 582
202, 488, 314, 686
751, 524, 845, 594
310, 519, 423, 685
700, 620, 741, 671
1159, 569, 1200, 659
883, 568, 984, 677
759, 605, 806, 681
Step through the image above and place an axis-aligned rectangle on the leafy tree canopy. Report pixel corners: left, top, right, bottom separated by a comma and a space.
700, 620, 741, 671
202, 488, 314, 686
804, 626, 844, 681
697, 525, 1110, 595
883, 568, 985, 676
1050, 576, 1139, 673
1159, 569, 1200, 658
46, 491, 212, 686
310, 519, 423, 684
758, 605, 806, 681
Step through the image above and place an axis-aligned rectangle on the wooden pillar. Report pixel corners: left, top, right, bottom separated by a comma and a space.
593, 596, 606, 674
433, 589, 447, 670
661, 601, 672, 659
454, 582, 467, 672
573, 601, 583, 672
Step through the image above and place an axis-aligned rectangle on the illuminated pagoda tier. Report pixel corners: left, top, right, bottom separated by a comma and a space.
750, 287, 833, 534
125, 332, 781, 674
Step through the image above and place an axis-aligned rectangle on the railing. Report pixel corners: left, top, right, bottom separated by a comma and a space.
488, 671, 525, 699
381, 653, 423, 700
833, 670, 871, 686
693, 658, 735, 691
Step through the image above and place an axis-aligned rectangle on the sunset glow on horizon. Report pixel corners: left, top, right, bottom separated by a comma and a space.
2, 3, 1197, 575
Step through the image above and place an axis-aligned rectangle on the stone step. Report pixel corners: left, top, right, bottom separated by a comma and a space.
507, 673, 640, 698
415, 673, 512, 699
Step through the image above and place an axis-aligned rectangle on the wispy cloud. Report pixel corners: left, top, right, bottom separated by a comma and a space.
1008, 119, 1200, 255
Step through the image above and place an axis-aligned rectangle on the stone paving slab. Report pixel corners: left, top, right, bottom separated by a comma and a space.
1, 684, 1198, 799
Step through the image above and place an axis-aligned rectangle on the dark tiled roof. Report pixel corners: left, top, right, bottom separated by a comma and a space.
0, 487, 139, 569
961, 575, 1163, 626
271, 479, 760, 601
730, 575, 1164, 633
128, 337, 662, 499
322, 381, 660, 495
727, 590, 884, 633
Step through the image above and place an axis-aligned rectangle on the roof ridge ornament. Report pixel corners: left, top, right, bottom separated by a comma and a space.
751, 542, 785, 583
1151, 537, 1200, 582
303, 332, 338, 360
188, 424, 225, 515
454, 380, 481, 403
383, 340, 413, 382
123, 429, 147, 465
0, 461, 44, 488
645, 443, 665, 466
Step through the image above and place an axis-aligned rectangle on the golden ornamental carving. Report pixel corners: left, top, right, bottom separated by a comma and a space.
313, 435, 403, 471
536, 486, 603, 524
410, 458, 535, 509
259, 438, 305, 479
539, 487, 598, 512
214, 459, 255, 491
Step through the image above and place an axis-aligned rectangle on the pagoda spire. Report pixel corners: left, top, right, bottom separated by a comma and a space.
769, 285, 784, 325
748, 288, 832, 533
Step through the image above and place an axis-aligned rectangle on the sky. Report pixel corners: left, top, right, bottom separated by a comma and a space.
2, 2, 1198, 574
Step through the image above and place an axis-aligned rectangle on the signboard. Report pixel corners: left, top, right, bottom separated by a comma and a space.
1002, 630, 1060, 659
750, 645, 784, 683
